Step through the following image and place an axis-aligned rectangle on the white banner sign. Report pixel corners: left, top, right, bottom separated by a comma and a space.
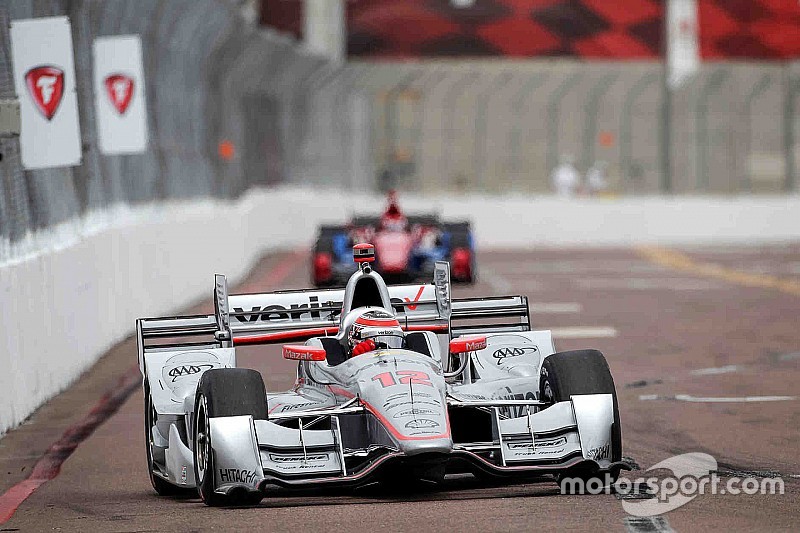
93, 35, 149, 155
667, 0, 699, 89
10, 16, 82, 170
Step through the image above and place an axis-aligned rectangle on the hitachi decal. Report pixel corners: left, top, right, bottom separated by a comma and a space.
218, 469, 257, 484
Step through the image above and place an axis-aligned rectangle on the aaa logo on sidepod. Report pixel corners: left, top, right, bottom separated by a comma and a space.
25, 66, 64, 120
104, 73, 134, 115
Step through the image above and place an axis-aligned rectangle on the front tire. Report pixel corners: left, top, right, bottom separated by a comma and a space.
539, 350, 622, 490
193, 369, 268, 506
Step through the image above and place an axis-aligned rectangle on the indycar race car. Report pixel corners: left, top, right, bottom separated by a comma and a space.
312, 191, 475, 286
137, 244, 625, 506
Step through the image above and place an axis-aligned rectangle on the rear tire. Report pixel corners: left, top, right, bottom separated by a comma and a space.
539, 350, 622, 490
445, 222, 475, 284
193, 369, 267, 506
313, 226, 345, 287
144, 380, 196, 497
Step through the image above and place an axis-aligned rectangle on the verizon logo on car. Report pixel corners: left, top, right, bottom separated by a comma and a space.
25, 66, 64, 120
104, 73, 134, 115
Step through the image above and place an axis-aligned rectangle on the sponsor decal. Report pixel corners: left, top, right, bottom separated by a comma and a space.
509, 436, 567, 450
25, 66, 64, 120
279, 402, 318, 412
167, 364, 213, 382
493, 387, 537, 418
283, 346, 326, 361
269, 453, 329, 463
218, 468, 257, 484
404, 418, 439, 429
232, 294, 431, 324
507, 436, 568, 456
403, 286, 425, 311
104, 73, 134, 114
180, 465, 187, 485
587, 443, 610, 461
492, 346, 539, 365
392, 408, 436, 419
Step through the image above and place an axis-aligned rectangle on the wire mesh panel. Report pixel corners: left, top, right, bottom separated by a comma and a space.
0, 0, 331, 261
350, 60, 798, 196
1, 2, 798, 261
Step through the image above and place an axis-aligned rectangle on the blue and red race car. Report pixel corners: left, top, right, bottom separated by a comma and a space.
312, 192, 475, 287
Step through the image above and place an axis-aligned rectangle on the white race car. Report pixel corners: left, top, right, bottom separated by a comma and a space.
137, 244, 625, 505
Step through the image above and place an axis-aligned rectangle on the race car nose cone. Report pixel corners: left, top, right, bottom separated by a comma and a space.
398, 437, 453, 457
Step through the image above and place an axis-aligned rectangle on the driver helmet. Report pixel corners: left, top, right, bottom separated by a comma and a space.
381, 190, 408, 231
343, 308, 405, 357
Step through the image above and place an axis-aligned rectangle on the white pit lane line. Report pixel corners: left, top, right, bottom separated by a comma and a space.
690, 365, 739, 376
640, 394, 797, 403
529, 302, 583, 313
550, 327, 618, 339
576, 278, 726, 291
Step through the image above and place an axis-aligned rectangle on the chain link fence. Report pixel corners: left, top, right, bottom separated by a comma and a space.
2, 2, 799, 263
0, 0, 342, 260
343, 60, 800, 196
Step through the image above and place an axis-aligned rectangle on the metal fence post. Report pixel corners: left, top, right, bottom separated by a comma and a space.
509, 72, 547, 189
785, 65, 798, 193
546, 72, 583, 178
742, 74, 772, 193
695, 69, 729, 191
620, 72, 658, 193
411, 69, 445, 190
581, 72, 618, 172
474, 71, 512, 190
440, 71, 478, 190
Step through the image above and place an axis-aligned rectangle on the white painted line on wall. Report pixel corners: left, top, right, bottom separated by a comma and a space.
690, 365, 739, 376
529, 302, 583, 313
550, 326, 618, 339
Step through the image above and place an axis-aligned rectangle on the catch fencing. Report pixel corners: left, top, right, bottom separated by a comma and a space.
332, 60, 800, 196
2, 2, 800, 261
0, 0, 341, 259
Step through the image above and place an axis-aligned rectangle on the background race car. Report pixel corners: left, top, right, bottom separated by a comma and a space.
313, 192, 475, 286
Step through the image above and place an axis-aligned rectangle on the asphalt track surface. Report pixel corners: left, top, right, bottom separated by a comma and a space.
1, 245, 800, 532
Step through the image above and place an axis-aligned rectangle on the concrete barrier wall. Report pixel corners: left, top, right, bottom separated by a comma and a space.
2, 187, 799, 436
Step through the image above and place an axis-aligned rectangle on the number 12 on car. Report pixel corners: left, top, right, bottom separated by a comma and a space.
371, 370, 433, 388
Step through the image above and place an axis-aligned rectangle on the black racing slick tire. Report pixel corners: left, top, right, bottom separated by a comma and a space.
193, 369, 267, 507
144, 380, 196, 497
313, 226, 344, 287
539, 350, 622, 489
444, 222, 476, 284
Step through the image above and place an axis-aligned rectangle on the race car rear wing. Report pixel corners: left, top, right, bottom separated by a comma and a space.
137, 264, 530, 365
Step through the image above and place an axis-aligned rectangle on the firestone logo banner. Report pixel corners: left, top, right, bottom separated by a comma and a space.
10, 16, 83, 170
92, 35, 149, 154
104, 74, 134, 115
25, 66, 64, 120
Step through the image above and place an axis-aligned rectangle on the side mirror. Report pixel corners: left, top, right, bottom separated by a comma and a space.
283, 345, 326, 362
449, 336, 487, 354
